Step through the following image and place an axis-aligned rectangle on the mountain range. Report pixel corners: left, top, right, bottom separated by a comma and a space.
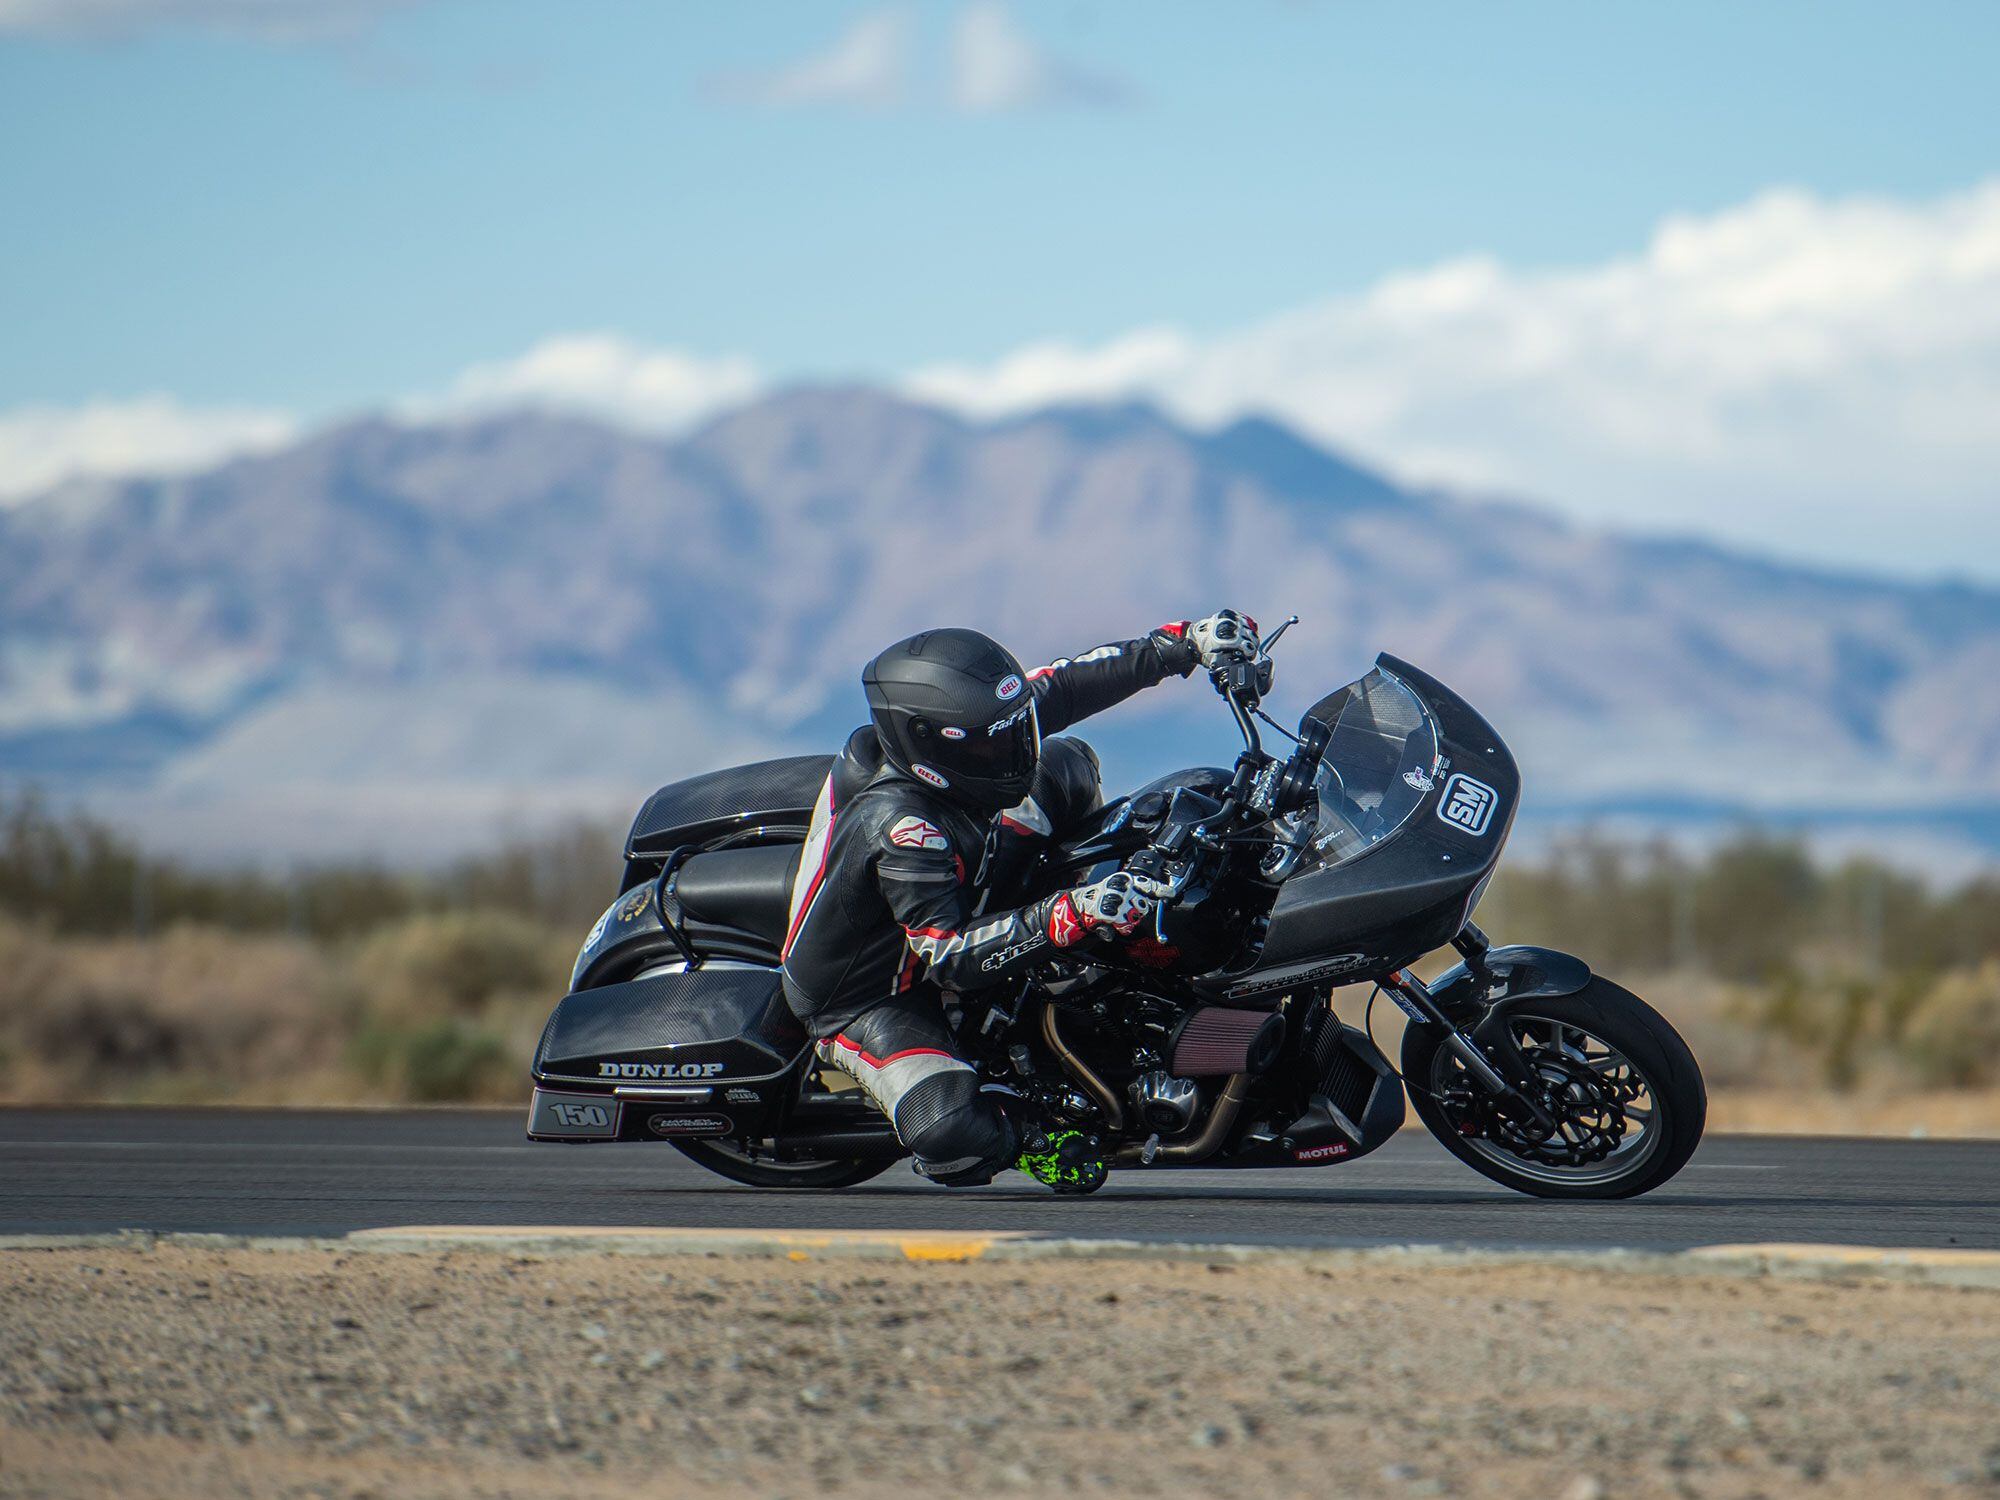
4, 387, 1998, 864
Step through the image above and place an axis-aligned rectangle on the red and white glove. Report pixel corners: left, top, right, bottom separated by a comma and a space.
1046, 870, 1171, 947
1188, 609, 1259, 670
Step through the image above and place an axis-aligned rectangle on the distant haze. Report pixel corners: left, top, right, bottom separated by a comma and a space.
3, 389, 1998, 866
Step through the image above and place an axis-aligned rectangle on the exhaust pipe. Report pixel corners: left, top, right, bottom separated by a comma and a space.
768, 1125, 907, 1160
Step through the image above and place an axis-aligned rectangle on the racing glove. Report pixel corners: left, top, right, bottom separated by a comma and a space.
1189, 609, 1259, 670
1045, 869, 1170, 947
1154, 610, 1260, 675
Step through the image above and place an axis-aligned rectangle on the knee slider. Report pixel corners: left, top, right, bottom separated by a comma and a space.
893, 1071, 1015, 1183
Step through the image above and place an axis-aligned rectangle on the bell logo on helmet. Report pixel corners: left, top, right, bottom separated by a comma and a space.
911, 763, 950, 788
995, 674, 1023, 701
940, 725, 967, 740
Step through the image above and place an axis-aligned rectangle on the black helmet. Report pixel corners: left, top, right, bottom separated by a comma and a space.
863, 628, 1041, 813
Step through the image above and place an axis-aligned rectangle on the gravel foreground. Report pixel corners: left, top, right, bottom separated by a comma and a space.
3, 1247, 1998, 1500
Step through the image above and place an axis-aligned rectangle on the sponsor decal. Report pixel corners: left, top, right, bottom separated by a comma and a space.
1223, 953, 1375, 998
529, 1090, 621, 1138
1436, 773, 1499, 836
1383, 987, 1431, 1024
597, 1060, 727, 1079
889, 815, 950, 851
995, 673, 1023, 701
910, 763, 950, 788
987, 703, 1031, 736
1047, 893, 1082, 947
980, 932, 1048, 971
645, 1113, 733, 1138
1292, 1141, 1351, 1163
940, 725, 968, 740
1402, 768, 1436, 793
616, 888, 652, 923
724, 1087, 762, 1105
583, 908, 611, 949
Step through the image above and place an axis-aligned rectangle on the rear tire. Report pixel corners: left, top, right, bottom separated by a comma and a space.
1402, 976, 1706, 1200
670, 1138, 899, 1189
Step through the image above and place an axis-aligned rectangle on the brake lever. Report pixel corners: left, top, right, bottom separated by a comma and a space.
1259, 614, 1299, 653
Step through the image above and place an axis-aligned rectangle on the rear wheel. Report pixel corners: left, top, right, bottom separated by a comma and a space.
1402, 977, 1705, 1200
669, 1072, 903, 1189
669, 1137, 898, 1189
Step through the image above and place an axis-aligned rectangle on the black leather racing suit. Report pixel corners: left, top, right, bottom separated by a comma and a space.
779, 630, 1198, 1183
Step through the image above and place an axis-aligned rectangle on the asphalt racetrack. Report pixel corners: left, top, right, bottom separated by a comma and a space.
3, 1107, 1996, 1251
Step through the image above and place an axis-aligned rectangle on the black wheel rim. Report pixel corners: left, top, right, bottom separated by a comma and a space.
1429, 1013, 1664, 1187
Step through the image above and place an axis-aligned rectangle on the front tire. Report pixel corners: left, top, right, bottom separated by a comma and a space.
1402, 976, 1706, 1200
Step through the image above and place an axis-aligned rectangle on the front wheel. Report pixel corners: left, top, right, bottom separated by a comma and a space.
1402, 977, 1706, 1199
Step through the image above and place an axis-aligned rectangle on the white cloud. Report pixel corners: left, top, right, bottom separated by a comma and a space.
949, 0, 1129, 113
0, 0, 416, 41
707, 8, 909, 111
0, 396, 296, 504
906, 179, 2000, 575
412, 334, 762, 435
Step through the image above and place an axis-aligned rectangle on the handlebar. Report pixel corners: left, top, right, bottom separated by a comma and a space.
1124, 611, 1312, 900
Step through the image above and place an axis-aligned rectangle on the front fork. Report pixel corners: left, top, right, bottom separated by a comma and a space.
1381, 926, 1558, 1136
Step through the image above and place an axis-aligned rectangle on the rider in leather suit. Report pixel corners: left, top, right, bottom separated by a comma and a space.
779, 612, 1259, 1190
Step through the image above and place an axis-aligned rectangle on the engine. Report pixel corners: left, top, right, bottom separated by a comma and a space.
1127, 1070, 1200, 1135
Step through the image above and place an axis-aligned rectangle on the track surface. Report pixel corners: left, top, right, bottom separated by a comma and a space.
3, 1108, 1996, 1251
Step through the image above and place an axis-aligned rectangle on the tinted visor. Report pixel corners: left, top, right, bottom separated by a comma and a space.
945, 698, 1041, 782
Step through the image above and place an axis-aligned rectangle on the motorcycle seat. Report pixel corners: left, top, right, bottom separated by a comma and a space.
673, 843, 804, 951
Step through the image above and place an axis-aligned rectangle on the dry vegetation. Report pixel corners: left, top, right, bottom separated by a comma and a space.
2, 792, 1999, 1125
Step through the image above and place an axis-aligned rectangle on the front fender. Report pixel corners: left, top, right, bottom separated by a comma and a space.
1428, 944, 1593, 1020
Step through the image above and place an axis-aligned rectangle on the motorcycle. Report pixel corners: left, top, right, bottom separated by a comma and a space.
526, 620, 1706, 1200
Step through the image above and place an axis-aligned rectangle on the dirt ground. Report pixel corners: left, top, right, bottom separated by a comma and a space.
1706, 1088, 2000, 1139
2, 1247, 1998, 1500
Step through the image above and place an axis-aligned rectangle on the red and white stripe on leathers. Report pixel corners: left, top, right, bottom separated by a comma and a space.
780, 773, 837, 960
813, 1031, 973, 1126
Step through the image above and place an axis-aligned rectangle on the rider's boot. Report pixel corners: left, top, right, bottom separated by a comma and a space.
1011, 1113, 1109, 1195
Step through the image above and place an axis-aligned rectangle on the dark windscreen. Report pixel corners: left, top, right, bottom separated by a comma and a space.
1294, 667, 1441, 872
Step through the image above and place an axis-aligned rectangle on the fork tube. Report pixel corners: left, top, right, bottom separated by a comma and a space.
1383, 969, 1556, 1132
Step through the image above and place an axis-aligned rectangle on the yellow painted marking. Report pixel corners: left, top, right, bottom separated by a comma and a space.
899, 1237, 993, 1262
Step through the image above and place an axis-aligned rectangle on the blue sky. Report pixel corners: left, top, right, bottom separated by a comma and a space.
4, 0, 1999, 576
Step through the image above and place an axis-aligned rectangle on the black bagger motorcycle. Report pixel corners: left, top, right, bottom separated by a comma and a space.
526, 621, 1706, 1200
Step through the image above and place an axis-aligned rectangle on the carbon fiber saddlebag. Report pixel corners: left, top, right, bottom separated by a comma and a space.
526, 968, 807, 1143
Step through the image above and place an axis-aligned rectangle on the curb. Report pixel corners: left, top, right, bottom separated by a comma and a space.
4, 1227, 2000, 1289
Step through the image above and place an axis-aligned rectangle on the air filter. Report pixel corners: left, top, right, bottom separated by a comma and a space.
1170, 1006, 1284, 1077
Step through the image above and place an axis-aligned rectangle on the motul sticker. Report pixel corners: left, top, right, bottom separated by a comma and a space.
1292, 1141, 1350, 1163
995, 674, 1023, 700
911, 763, 950, 788
889, 815, 949, 851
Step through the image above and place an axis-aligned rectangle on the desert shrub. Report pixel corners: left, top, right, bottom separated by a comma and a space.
1728, 968, 1932, 1091
0, 919, 338, 1098
1900, 964, 2000, 1088
349, 1018, 516, 1102
347, 910, 568, 1024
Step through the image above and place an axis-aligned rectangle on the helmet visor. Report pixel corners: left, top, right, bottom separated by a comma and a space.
947, 698, 1041, 783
